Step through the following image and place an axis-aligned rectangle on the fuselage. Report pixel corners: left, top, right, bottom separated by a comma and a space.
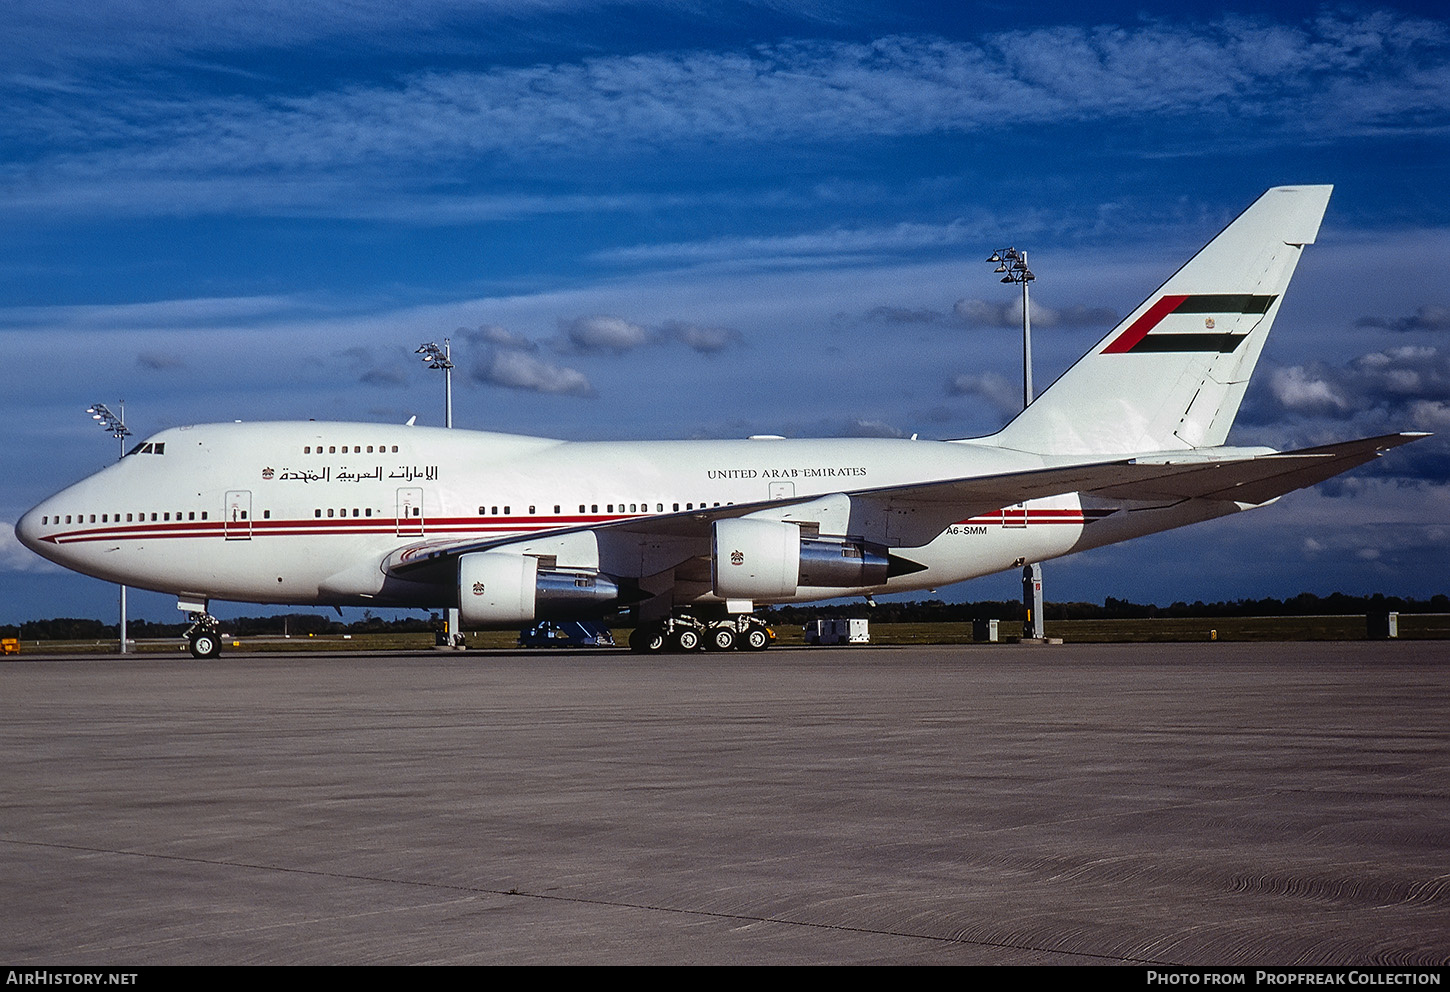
16, 420, 1242, 612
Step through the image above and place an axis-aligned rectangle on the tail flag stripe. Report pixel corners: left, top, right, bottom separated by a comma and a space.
1101, 294, 1187, 354
1103, 293, 1279, 355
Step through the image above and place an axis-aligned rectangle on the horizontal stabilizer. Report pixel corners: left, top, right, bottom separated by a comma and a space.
1094, 433, 1428, 504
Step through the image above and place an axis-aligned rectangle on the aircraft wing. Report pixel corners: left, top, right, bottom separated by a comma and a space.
787, 431, 1428, 547
385, 432, 1427, 580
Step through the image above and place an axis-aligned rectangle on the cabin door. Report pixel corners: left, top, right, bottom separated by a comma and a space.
396, 487, 425, 536
224, 490, 253, 540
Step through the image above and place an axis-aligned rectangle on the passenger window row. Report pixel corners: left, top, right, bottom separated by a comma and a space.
43, 500, 734, 528
42, 510, 208, 525
470, 502, 730, 516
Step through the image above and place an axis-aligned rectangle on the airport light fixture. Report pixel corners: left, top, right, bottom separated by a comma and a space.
85, 403, 130, 654
416, 340, 462, 647
985, 247, 1036, 407
87, 402, 132, 456
984, 249, 1046, 640
416, 340, 454, 429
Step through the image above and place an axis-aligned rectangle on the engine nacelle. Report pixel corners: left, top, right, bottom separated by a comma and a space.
711, 518, 890, 599
458, 552, 621, 626
712, 518, 801, 599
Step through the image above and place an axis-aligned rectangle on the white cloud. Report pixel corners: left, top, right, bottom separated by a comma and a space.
1410, 399, 1450, 430
947, 371, 1022, 419
598, 221, 981, 269
661, 321, 742, 354
0, 522, 62, 574
560, 314, 650, 353
473, 349, 594, 397
952, 297, 1116, 329
468, 324, 538, 351
1268, 366, 1351, 413
5, 12, 1448, 219
842, 418, 906, 439
1356, 304, 1450, 332
2, 1, 580, 69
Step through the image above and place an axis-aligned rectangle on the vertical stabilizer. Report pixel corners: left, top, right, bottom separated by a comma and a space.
986, 185, 1332, 455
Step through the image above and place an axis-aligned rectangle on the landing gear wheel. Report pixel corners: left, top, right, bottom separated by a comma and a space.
630, 625, 668, 654
189, 632, 220, 660
743, 625, 771, 651
705, 626, 737, 651
671, 627, 702, 652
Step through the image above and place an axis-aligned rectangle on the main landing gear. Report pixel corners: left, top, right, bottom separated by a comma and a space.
628, 614, 774, 654
183, 612, 222, 659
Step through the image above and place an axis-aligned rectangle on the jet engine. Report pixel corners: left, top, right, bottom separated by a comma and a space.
711, 518, 890, 599
458, 551, 622, 625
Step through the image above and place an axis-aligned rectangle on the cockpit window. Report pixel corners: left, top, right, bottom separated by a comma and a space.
124, 442, 166, 456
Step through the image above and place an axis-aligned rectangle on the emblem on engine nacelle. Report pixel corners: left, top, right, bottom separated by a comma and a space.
473, 581, 485, 595
730, 549, 744, 565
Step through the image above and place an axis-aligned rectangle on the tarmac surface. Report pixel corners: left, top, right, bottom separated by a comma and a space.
2, 641, 1447, 966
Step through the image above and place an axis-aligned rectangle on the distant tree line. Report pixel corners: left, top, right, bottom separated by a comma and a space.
5, 593, 1445, 641
758, 591, 1450, 625
1, 611, 438, 641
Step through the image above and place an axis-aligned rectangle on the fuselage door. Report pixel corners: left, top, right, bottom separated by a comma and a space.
768, 482, 795, 501
224, 490, 253, 540
1002, 503, 1027, 528
396, 487, 424, 536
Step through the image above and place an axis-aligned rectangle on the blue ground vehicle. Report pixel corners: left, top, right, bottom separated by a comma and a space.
519, 620, 616, 647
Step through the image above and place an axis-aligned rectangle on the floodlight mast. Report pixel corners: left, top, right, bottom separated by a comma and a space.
985, 247, 1036, 408
417, 340, 462, 647
984, 248, 1045, 641
415, 340, 453, 429
86, 402, 132, 653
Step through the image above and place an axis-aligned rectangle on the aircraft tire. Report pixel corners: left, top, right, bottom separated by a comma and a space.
671, 627, 701, 652
189, 633, 220, 660
743, 626, 771, 651
630, 625, 668, 653
705, 626, 736, 651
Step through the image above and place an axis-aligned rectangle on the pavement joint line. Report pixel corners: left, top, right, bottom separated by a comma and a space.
1, 835, 1172, 965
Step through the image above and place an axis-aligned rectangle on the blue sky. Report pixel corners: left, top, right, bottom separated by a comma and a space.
2, 1, 1447, 623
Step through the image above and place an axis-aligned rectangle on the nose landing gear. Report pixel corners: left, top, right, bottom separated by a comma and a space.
183, 612, 222, 659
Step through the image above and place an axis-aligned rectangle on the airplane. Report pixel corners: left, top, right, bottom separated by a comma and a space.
15, 185, 1428, 658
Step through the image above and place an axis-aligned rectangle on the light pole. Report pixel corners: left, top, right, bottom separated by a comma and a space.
416, 340, 453, 429
416, 340, 461, 647
86, 403, 131, 654
985, 248, 1046, 640
986, 247, 1036, 408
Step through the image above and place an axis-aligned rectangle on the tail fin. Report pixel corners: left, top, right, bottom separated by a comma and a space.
986, 185, 1332, 455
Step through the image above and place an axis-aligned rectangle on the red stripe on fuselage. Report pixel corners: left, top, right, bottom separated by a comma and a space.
46, 507, 1112, 546
956, 509, 1112, 526
43, 515, 634, 545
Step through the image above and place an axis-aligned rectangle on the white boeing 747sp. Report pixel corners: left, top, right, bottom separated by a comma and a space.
16, 186, 1427, 656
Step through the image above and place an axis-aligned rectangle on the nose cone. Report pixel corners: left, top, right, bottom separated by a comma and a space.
14, 502, 51, 560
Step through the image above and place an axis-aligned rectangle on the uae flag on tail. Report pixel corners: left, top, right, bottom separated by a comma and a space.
1103, 294, 1278, 354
